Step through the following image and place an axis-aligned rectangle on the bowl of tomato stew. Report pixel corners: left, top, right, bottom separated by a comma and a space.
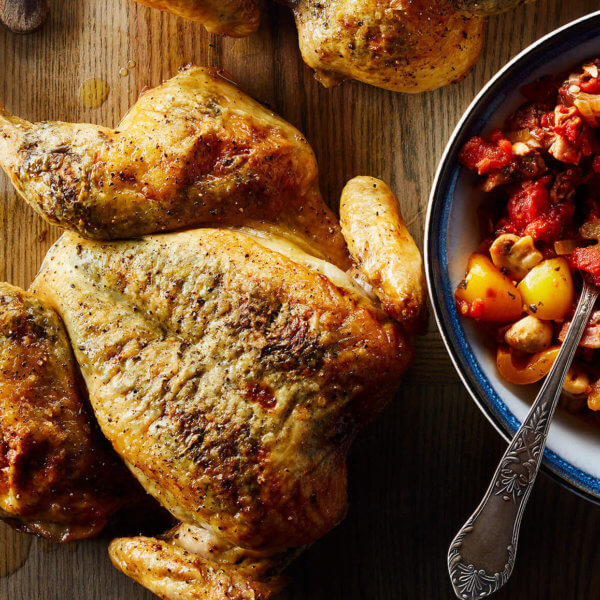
426, 10, 600, 503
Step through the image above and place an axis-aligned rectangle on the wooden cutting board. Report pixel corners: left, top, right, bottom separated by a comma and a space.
2, 1, 600, 598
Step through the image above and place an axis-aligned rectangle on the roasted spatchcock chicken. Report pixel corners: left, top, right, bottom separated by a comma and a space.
132, 0, 533, 93
0, 67, 425, 599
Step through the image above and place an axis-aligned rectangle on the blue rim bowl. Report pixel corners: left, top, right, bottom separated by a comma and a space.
426, 10, 600, 504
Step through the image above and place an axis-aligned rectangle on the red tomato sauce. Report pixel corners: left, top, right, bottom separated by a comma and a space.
459, 59, 600, 282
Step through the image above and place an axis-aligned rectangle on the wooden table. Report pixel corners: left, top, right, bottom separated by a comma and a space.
1, 0, 599, 597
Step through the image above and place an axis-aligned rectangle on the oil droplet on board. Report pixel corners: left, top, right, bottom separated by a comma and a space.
119, 61, 136, 78
79, 78, 110, 109
0, 522, 32, 577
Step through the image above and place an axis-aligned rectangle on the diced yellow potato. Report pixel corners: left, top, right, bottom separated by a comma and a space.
517, 258, 574, 321
455, 254, 523, 322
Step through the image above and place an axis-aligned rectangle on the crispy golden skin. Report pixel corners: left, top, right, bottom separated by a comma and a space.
288, 0, 485, 92
29, 219, 419, 597
0, 283, 139, 541
0, 67, 349, 268
133, 0, 260, 35
340, 177, 426, 331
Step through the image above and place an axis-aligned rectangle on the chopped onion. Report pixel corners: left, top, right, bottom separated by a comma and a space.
554, 239, 578, 255
573, 93, 600, 127
505, 128, 541, 149
581, 218, 600, 244
506, 128, 532, 143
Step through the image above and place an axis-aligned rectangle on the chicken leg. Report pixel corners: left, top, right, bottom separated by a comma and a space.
0, 67, 349, 268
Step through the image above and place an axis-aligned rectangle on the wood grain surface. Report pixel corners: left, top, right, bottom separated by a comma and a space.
1, 1, 599, 598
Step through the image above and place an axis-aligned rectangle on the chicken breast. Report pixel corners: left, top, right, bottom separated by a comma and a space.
31, 227, 412, 551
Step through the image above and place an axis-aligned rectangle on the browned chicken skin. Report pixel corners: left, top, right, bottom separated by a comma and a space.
0, 70, 425, 599
0, 283, 141, 541
289, 0, 485, 93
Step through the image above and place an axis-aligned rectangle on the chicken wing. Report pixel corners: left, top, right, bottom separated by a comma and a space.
340, 176, 426, 330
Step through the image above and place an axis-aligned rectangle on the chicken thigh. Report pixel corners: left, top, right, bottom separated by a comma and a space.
0, 70, 425, 599
289, 0, 485, 93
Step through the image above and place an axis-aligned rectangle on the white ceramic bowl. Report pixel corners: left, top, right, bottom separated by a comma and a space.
426, 10, 600, 503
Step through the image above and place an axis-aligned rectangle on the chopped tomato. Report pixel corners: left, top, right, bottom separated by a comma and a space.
502, 177, 575, 243
581, 77, 600, 94
569, 246, 600, 286
540, 111, 554, 128
507, 178, 550, 227
459, 131, 513, 175
552, 105, 594, 160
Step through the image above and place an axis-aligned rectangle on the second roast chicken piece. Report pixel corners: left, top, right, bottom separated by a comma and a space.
0, 67, 348, 268
133, 0, 260, 35
0, 283, 142, 541
289, 0, 485, 93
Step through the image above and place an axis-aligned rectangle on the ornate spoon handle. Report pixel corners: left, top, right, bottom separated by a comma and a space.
448, 280, 599, 599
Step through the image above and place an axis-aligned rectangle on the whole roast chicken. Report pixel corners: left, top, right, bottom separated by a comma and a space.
0, 67, 425, 599
131, 0, 533, 93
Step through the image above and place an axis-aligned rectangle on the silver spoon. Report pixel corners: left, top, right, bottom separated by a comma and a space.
448, 277, 599, 599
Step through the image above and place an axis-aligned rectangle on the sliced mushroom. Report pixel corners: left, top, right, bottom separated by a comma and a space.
489, 234, 543, 280
504, 315, 553, 354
